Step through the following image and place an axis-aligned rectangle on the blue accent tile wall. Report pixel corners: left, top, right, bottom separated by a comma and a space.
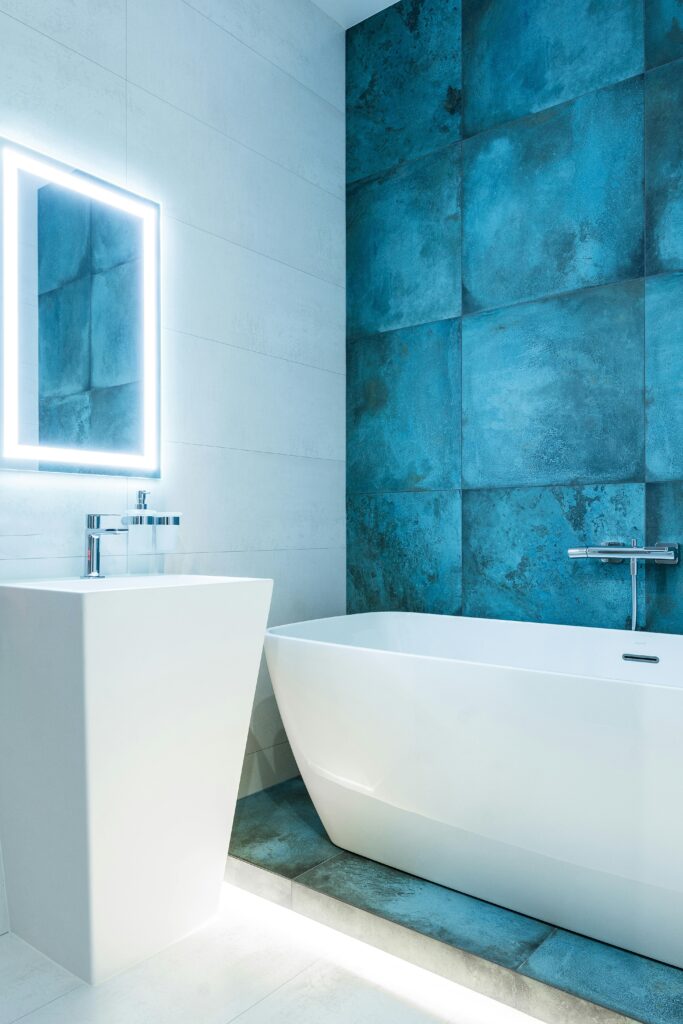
37, 184, 144, 456
346, 0, 683, 633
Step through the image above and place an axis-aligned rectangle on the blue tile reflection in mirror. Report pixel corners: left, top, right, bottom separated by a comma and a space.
37, 187, 144, 455
2, 144, 159, 476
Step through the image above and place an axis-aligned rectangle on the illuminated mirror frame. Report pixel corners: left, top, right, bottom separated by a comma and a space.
2, 146, 160, 474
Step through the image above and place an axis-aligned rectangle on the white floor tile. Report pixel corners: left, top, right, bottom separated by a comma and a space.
4, 886, 543, 1024
0, 934, 81, 1024
226, 900, 542, 1024
19, 888, 317, 1024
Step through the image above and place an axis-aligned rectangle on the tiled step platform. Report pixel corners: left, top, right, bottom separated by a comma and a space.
227, 778, 683, 1024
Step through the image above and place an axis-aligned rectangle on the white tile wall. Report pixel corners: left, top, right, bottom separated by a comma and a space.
184, 0, 345, 110
0, 0, 346, 930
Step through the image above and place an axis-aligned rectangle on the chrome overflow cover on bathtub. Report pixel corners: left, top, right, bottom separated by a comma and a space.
622, 653, 660, 664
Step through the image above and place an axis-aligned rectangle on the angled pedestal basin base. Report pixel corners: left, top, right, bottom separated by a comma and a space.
0, 574, 272, 983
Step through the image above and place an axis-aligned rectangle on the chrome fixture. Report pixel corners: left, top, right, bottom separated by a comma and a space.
83, 492, 181, 578
568, 539, 679, 631
84, 514, 130, 579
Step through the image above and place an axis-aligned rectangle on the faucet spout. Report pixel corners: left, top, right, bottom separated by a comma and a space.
83, 514, 128, 579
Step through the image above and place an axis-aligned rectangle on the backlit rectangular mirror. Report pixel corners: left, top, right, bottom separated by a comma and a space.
1, 143, 159, 475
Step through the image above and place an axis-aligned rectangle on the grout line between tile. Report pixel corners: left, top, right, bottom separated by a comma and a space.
514, 926, 559, 974
221, 957, 322, 1024
127, 78, 344, 203
0, 4, 125, 79
169, 216, 345, 292
166, 438, 345, 464
165, 326, 345, 378
293, 850, 346, 885
0, 10, 345, 225
10, 985, 86, 1024
181, 0, 344, 116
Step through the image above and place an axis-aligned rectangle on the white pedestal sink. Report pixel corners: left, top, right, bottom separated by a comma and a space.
0, 574, 272, 984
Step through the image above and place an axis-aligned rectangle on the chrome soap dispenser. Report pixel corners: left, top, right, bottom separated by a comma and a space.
125, 490, 157, 557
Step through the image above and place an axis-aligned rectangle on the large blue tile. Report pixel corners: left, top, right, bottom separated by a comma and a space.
39, 392, 91, 449
462, 281, 644, 489
89, 382, 143, 453
91, 202, 143, 273
646, 0, 683, 69
347, 0, 461, 184
645, 274, 683, 481
38, 185, 91, 295
347, 147, 461, 338
347, 489, 461, 614
645, 482, 683, 635
462, 484, 646, 629
462, 77, 644, 313
229, 777, 338, 879
348, 319, 461, 494
91, 260, 143, 389
463, 0, 643, 136
38, 276, 91, 399
298, 852, 552, 970
520, 929, 683, 1024
645, 60, 683, 274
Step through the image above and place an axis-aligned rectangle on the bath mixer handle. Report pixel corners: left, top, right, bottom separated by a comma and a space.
567, 544, 679, 563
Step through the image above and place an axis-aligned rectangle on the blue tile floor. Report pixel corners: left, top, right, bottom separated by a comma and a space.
229, 777, 683, 1024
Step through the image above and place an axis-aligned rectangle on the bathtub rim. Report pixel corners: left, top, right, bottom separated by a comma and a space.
265, 610, 683, 691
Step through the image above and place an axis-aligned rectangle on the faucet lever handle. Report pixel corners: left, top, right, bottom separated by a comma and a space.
86, 512, 124, 530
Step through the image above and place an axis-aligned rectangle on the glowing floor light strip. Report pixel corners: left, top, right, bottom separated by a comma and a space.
2, 146, 159, 472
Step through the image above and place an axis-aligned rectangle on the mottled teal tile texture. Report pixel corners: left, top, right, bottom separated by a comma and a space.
646, 0, 683, 68
36, 185, 145, 461
91, 203, 143, 273
462, 282, 644, 488
347, 146, 461, 338
347, 490, 461, 614
646, 483, 683, 634
347, 0, 683, 635
348, 320, 460, 494
39, 276, 91, 398
90, 383, 143, 453
229, 777, 338, 878
462, 485, 646, 629
298, 852, 553, 970
463, 0, 643, 136
520, 929, 683, 1024
347, 0, 461, 184
39, 393, 91, 448
462, 78, 644, 313
38, 185, 90, 294
645, 60, 683, 274
91, 261, 143, 389
645, 274, 683, 481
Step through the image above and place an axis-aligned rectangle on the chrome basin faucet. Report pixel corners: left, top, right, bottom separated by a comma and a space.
84, 514, 129, 578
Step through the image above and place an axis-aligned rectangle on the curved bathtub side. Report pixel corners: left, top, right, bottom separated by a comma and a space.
264, 619, 683, 971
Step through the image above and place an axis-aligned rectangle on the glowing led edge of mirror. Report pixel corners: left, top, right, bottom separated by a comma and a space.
2, 146, 159, 472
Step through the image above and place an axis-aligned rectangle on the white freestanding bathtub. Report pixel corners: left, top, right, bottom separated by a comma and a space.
265, 611, 683, 969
